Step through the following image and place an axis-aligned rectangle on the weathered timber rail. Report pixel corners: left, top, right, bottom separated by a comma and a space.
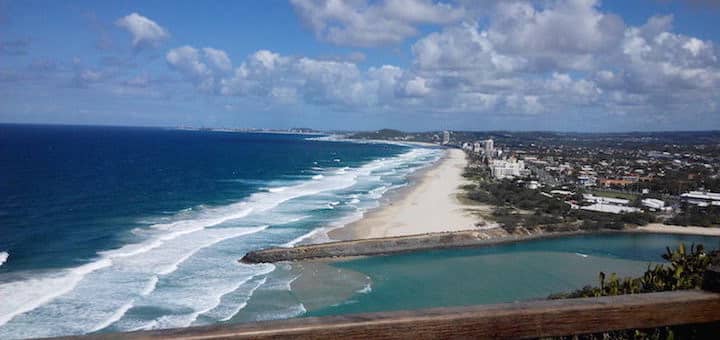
240, 229, 643, 263
55, 290, 720, 340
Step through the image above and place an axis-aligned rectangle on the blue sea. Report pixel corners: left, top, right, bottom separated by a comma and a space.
0, 124, 442, 338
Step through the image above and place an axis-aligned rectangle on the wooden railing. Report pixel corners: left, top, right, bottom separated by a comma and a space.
57, 254, 720, 339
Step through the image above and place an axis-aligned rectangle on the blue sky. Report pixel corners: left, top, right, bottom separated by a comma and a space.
1, 0, 719, 131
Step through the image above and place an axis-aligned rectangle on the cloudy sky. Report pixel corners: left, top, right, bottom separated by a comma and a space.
1, 0, 719, 131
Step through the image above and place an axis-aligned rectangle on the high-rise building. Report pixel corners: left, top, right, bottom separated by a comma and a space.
442, 130, 450, 145
490, 159, 526, 179
484, 139, 494, 156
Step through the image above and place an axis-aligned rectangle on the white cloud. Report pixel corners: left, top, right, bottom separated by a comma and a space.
488, 0, 624, 70
290, 0, 465, 47
403, 76, 430, 97
616, 17, 720, 93
115, 13, 169, 49
214, 50, 423, 108
412, 23, 525, 75
203, 48, 232, 72
166, 46, 233, 92
162, 0, 720, 123
505, 94, 543, 114
167, 46, 209, 78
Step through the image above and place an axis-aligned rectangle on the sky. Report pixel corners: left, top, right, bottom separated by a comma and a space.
1, 0, 719, 132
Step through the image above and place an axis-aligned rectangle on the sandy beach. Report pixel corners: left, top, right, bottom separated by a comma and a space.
330, 148, 490, 240
638, 223, 720, 236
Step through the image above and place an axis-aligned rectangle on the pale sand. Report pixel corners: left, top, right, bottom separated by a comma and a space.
638, 223, 720, 236
329, 148, 492, 240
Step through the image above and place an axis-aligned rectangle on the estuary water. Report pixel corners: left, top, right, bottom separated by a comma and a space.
308, 233, 720, 316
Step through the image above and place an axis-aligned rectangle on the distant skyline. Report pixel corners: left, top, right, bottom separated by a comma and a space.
1, 0, 720, 132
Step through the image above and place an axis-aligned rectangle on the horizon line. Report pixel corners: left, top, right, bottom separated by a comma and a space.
1, 122, 720, 135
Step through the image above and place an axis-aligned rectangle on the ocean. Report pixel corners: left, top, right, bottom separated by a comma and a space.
0, 124, 442, 338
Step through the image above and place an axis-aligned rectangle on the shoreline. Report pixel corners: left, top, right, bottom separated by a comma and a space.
329, 148, 491, 240
637, 223, 720, 236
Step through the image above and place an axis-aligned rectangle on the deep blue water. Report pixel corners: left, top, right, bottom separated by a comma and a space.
0, 125, 407, 272
0, 124, 442, 338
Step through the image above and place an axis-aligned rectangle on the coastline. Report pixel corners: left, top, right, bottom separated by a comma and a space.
637, 223, 720, 236
329, 148, 491, 240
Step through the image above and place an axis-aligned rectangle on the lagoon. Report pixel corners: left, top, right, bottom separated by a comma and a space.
306, 233, 720, 316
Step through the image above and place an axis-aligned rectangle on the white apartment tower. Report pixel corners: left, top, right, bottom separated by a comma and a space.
490, 159, 525, 179
484, 139, 494, 156
442, 130, 450, 145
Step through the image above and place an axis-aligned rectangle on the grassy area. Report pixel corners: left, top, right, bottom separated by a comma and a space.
589, 190, 637, 201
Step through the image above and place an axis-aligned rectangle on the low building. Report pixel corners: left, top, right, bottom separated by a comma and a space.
526, 181, 540, 190
641, 198, 665, 210
680, 191, 720, 206
581, 203, 641, 214
582, 194, 630, 206
599, 178, 634, 187
577, 175, 596, 187
550, 189, 574, 196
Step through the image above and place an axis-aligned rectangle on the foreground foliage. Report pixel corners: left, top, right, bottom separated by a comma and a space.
548, 244, 718, 339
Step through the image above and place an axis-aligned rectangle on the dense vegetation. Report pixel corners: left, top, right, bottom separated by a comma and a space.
549, 244, 719, 339
667, 205, 720, 228
462, 166, 656, 232
640, 167, 720, 195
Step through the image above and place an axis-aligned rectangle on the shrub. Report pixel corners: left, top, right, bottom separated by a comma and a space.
549, 244, 718, 339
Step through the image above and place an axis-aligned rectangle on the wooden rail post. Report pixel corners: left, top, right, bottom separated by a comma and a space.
703, 250, 720, 293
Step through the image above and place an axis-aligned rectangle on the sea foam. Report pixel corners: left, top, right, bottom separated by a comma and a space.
0, 145, 443, 338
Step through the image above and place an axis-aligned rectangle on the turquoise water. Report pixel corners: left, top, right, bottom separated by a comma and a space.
310, 233, 720, 316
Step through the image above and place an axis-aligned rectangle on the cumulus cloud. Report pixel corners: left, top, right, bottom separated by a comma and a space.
403, 76, 431, 97
487, 0, 624, 71
404, 0, 719, 116
115, 13, 169, 49
219, 50, 381, 107
164, 0, 719, 122
166, 46, 233, 92
203, 47, 232, 72
290, 0, 465, 47
618, 18, 719, 91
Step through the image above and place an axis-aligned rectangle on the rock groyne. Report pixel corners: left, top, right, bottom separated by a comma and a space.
240, 229, 564, 263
